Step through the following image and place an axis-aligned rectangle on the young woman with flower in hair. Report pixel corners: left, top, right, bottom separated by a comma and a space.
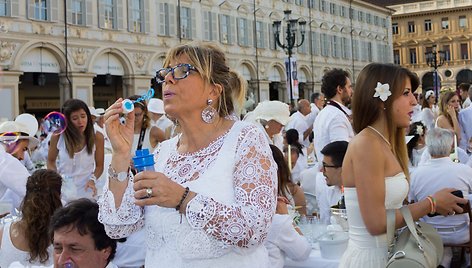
0, 169, 62, 267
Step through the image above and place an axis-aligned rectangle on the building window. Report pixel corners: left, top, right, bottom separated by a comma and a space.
130, 0, 144, 32
352, 39, 359, 60
311, 32, 320, 55
203, 11, 217, 41
320, 33, 329, 56
340, 6, 346, 17
34, 0, 48, 20
424, 19, 432, 31
237, 18, 250, 46
409, 48, 417, 64
392, 23, 398, 34
256, 21, 265, 48
366, 13, 371, 24
219, 14, 232, 44
329, 3, 336, 15
441, 17, 449, 29
332, 35, 339, 57
103, 0, 115, 29
393, 49, 400, 65
320, 0, 326, 12
358, 11, 364, 22
459, 15, 467, 28
408, 21, 415, 33
341, 37, 349, 59
158, 3, 175, 36
180, 7, 192, 39
443, 45, 451, 61
461, 43, 469, 59
374, 15, 379, 25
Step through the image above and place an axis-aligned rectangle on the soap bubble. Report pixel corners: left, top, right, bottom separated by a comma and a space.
42, 112, 67, 135
0, 132, 20, 146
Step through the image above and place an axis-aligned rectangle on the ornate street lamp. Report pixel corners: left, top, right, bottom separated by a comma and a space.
273, 10, 306, 106
425, 46, 445, 101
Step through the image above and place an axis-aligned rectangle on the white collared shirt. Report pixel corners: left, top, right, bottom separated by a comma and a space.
0, 146, 29, 212
313, 100, 354, 162
459, 106, 472, 151
285, 111, 310, 147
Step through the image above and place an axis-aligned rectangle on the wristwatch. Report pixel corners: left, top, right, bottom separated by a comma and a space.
108, 165, 129, 182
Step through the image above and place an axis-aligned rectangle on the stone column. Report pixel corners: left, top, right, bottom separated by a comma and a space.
68, 72, 95, 105
0, 70, 22, 119
123, 75, 154, 97
258, 80, 271, 102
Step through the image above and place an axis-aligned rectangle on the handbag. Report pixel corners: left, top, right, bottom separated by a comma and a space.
386, 206, 443, 268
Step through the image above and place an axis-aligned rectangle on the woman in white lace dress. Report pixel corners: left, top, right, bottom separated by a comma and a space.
339, 63, 466, 267
98, 42, 277, 268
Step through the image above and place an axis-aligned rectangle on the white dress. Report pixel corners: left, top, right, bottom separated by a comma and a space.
98, 121, 277, 268
56, 135, 96, 202
339, 173, 409, 267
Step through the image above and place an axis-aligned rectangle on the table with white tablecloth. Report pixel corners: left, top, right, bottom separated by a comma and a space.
284, 248, 340, 268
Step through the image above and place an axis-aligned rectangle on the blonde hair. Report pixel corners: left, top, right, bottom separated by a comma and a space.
163, 41, 246, 118
352, 63, 419, 180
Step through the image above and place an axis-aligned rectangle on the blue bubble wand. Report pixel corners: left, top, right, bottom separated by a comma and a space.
120, 88, 155, 124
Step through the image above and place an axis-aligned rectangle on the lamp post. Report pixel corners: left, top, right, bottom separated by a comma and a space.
425, 46, 445, 101
273, 10, 306, 106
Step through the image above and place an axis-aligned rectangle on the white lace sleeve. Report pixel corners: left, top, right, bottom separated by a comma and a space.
98, 173, 145, 239
185, 125, 277, 248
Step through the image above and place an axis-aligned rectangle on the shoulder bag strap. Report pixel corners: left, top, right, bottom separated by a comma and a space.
137, 127, 146, 151
326, 101, 349, 118
386, 209, 396, 256
399, 206, 424, 248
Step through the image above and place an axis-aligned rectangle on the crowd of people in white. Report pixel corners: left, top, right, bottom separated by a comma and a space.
0, 41, 471, 268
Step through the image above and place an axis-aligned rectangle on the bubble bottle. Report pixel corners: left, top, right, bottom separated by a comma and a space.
132, 148, 155, 172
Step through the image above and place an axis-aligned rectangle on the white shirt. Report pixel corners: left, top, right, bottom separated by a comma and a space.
315, 172, 342, 224
0, 146, 29, 212
420, 107, 436, 132
409, 157, 472, 244
264, 214, 311, 268
152, 115, 173, 132
313, 101, 354, 162
463, 97, 471, 109
411, 104, 422, 123
459, 106, 472, 151
285, 111, 310, 147
306, 104, 319, 130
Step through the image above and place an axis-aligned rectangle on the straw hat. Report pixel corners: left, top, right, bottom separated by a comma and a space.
253, 101, 290, 126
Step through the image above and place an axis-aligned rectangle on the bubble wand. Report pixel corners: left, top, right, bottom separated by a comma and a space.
120, 88, 155, 125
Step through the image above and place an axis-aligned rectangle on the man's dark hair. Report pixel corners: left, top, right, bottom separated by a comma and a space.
49, 198, 118, 264
459, 83, 470, 92
321, 69, 350, 99
320, 141, 349, 167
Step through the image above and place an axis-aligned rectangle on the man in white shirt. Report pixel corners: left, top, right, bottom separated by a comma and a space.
285, 99, 312, 147
459, 104, 472, 152
316, 141, 348, 224
459, 83, 471, 109
148, 98, 173, 133
313, 69, 354, 162
306, 92, 325, 131
0, 119, 39, 214
409, 128, 472, 268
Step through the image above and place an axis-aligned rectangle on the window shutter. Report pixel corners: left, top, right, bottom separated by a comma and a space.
127, 0, 132, 31
269, 22, 275, 50
98, 0, 105, 28
237, 18, 242, 46
66, 0, 72, 23
86, 0, 93, 26
248, 20, 253, 47
219, 14, 224, 42
210, 12, 217, 41
190, 8, 196, 39
27, 0, 34, 19
10, 0, 19, 17
116, 0, 123, 30
229, 16, 236, 44
49, 0, 58, 21
158, 3, 165, 35
143, 0, 149, 32
168, 4, 176, 36
203, 11, 210, 40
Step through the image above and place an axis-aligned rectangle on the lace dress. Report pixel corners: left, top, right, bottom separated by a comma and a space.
98, 121, 277, 268
339, 173, 409, 267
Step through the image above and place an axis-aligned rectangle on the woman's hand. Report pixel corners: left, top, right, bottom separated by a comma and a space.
433, 188, 468, 216
104, 98, 135, 155
447, 105, 457, 118
85, 180, 97, 197
133, 171, 186, 208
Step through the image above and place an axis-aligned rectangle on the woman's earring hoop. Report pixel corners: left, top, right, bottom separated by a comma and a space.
201, 99, 217, 124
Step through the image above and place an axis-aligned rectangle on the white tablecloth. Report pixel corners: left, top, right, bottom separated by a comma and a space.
284, 248, 340, 268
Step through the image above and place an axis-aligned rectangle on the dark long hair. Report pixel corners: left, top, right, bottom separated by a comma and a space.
62, 99, 95, 158
285, 128, 304, 156
407, 121, 425, 165
20, 169, 62, 263
270, 144, 293, 199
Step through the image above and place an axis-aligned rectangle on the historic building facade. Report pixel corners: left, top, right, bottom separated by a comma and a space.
0, 0, 392, 119
389, 0, 472, 92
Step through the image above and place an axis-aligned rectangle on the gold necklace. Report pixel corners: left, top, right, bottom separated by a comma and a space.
367, 126, 391, 147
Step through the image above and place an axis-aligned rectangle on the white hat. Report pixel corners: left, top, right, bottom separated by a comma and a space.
15, 113, 38, 137
95, 108, 105, 115
0, 119, 39, 149
425, 90, 435, 100
148, 98, 165, 114
88, 107, 99, 117
253, 101, 290, 126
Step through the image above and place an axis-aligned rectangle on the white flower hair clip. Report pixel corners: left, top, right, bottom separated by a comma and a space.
373, 82, 391, 102
416, 125, 424, 136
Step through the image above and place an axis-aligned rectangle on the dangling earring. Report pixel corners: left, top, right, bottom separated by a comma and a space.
201, 99, 217, 124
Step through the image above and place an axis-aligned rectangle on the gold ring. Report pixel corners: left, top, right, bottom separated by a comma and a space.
145, 188, 153, 198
